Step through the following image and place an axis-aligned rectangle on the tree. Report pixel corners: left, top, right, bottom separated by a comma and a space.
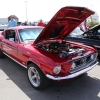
88, 21, 99, 28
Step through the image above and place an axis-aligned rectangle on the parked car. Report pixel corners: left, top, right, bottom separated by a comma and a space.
0, 24, 8, 31
67, 24, 100, 54
0, 6, 98, 90
69, 27, 84, 38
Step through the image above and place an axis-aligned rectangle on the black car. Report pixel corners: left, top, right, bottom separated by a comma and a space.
66, 24, 100, 54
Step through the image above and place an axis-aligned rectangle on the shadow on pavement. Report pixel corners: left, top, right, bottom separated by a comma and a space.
0, 56, 100, 100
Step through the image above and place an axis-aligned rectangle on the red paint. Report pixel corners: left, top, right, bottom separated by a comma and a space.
0, 6, 97, 80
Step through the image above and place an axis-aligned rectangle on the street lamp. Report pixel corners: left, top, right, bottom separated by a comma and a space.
90, 5, 93, 22
25, 1, 28, 22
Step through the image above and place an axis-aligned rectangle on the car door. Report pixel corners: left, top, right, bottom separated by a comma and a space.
2, 29, 18, 59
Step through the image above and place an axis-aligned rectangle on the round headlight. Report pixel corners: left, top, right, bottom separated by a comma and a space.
71, 63, 76, 69
53, 66, 61, 74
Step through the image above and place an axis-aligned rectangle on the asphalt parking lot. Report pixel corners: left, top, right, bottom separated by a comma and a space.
0, 56, 100, 100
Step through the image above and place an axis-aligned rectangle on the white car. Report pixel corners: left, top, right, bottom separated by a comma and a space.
69, 27, 84, 38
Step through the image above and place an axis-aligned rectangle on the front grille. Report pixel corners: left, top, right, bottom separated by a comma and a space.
70, 53, 97, 73
75, 55, 91, 66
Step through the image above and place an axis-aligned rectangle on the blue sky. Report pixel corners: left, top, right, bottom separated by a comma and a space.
0, 0, 99, 22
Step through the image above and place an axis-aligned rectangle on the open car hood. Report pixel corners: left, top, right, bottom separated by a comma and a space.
34, 6, 94, 44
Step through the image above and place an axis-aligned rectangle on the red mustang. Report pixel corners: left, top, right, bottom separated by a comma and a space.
0, 6, 98, 90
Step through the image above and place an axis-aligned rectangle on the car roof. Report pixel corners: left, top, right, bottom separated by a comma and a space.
7, 26, 44, 30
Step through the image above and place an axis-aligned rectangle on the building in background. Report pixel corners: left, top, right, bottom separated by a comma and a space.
0, 18, 8, 25
0, 15, 19, 25
0, 15, 19, 30
88, 12, 99, 22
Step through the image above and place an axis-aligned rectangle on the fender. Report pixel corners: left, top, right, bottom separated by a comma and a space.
26, 58, 46, 74
26, 57, 54, 75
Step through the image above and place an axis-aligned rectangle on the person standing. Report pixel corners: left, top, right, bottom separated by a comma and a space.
8, 15, 17, 27
37, 19, 45, 27
24, 21, 27, 26
84, 19, 89, 31
29, 21, 32, 26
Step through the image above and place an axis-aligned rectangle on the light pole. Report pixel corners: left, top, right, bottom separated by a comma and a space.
90, 5, 93, 22
25, 1, 28, 22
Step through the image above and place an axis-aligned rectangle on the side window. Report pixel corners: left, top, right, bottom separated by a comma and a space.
5, 30, 18, 42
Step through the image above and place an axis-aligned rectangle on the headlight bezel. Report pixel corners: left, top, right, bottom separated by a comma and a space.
53, 65, 61, 74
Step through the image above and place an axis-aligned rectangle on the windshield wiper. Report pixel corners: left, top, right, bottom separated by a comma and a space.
24, 39, 35, 41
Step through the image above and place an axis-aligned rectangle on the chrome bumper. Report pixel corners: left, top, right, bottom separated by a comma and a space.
46, 61, 99, 81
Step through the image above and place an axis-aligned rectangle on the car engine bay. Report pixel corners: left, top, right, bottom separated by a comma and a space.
37, 41, 86, 59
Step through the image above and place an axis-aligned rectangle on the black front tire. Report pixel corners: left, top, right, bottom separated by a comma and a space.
27, 63, 50, 90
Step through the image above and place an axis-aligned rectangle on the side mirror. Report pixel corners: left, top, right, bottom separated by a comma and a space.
1, 31, 4, 36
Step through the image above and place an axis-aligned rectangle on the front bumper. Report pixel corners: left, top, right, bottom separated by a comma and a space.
46, 61, 98, 81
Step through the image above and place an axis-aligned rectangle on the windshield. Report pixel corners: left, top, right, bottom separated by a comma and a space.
18, 28, 43, 42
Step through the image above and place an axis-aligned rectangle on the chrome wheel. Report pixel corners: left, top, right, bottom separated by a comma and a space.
27, 63, 50, 90
28, 67, 40, 87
